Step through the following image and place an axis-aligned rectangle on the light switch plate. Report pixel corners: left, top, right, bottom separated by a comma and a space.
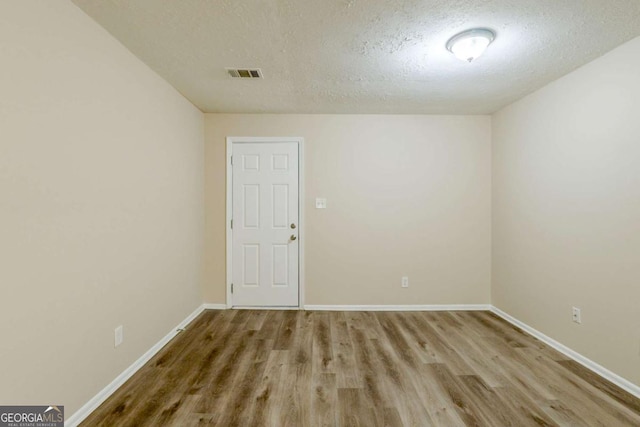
315, 198, 327, 209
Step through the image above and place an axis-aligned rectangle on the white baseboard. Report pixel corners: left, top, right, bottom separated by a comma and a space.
304, 304, 491, 311
490, 306, 640, 399
202, 303, 228, 310
65, 304, 206, 427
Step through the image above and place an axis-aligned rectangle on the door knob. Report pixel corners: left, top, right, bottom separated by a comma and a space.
290, 235, 297, 241
290, 223, 296, 229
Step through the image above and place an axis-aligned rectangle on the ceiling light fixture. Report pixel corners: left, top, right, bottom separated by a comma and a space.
446, 28, 496, 62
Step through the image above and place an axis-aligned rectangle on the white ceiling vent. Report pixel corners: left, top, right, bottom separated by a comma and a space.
226, 68, 263, 79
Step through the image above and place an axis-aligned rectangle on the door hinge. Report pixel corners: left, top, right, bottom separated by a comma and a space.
230, 219, 233, 229
231, 283, 234, 294
230, 156, 233, 166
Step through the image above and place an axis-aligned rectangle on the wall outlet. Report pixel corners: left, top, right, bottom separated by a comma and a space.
572, 307, 581, 324
114, 325, 124, 347
315, 198, 327, 209
401, 276, 409, 288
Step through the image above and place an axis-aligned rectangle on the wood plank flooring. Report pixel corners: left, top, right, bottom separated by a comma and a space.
80, 310, 640, 426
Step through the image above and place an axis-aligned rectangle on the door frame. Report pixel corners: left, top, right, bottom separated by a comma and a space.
226, 136, 305, 309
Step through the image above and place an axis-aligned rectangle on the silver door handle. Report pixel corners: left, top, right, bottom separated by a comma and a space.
290, 235, 297, 241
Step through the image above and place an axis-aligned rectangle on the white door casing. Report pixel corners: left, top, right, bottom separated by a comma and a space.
229, 140, 300, 307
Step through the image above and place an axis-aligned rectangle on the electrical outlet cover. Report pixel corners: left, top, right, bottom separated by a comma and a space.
115, 325, 124, 347
572, 307, 581, 324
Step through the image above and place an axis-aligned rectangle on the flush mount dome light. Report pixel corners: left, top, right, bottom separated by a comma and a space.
446, 28, 496, 62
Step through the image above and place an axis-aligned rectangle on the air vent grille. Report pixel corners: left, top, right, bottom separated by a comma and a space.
226, 68, 263, 79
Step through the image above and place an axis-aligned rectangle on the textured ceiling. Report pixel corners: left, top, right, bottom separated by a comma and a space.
70, 0, 640, 114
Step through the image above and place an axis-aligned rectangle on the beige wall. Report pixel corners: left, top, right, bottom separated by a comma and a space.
0, 1, 204, 414
493, 36, 640, 386
205, 114, 491, 306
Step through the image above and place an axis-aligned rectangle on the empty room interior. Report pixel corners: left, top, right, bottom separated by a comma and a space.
2, 1, 640, 426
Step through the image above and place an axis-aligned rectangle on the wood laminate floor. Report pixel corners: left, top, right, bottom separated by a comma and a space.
80, 310, 640, 426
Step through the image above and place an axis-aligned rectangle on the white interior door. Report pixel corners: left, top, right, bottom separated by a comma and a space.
232, 142, 299, 307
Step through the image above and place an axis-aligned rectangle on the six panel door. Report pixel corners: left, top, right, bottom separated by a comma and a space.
231, 142, 299, 307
